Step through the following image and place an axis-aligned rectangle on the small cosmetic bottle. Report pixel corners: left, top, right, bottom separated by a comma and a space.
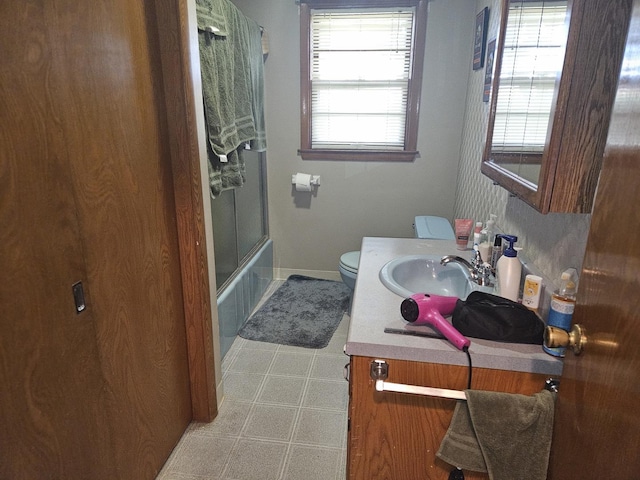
522, 275, 543, 314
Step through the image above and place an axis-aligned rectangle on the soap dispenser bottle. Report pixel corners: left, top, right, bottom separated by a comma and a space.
494, 234, 521, 302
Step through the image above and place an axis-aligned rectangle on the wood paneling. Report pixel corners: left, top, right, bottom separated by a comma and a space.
348, 356, 549, 480
548, 0, 640, 476
0, 0, 209, 477
47, 0, 192, 476
0, 2, 117, 477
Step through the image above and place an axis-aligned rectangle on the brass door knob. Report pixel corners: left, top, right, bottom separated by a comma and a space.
544, 324, 587, 355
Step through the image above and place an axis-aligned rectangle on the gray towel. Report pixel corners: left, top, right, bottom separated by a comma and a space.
207, 144, 246, 198
437, 389, 555, 480
196, 0, 228, 36
197, 0, 256, 156
197, 0, 266, 197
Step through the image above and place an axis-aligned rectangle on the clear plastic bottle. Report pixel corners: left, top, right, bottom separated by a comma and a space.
473, 222, 483, 248
543, 268, 579, 357
479, 215, 496, 264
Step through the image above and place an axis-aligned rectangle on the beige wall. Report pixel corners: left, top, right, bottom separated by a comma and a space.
231, 0, 590, 287
232, 0, 476, 276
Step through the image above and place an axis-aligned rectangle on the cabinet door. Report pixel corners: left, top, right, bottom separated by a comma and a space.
347, 356, 549, 480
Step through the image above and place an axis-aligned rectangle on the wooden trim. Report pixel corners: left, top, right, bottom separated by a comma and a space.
481, 160, 538, 204
491, 152, 543, 165
300, 0, 422, 7
543, 0, 632, 213
482, 0, 508, 174
299, 148, 418, 161
154, 0, 217, 422
405, 0, 427, 152
300, 3, 312, 153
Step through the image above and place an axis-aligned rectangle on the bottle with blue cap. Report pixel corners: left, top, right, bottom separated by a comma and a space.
543, 268, 579, 357
494, 234, 521, 302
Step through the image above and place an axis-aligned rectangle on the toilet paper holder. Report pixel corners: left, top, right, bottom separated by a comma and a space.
291, 173, 321, 188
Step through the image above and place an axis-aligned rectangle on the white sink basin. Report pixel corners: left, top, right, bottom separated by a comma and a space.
379, 254, 482, 299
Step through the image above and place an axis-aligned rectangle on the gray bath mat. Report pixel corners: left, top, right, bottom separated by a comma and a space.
238, 275, 351, 348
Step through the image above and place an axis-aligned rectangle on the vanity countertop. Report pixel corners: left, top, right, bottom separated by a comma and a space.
345, 237, 563, 376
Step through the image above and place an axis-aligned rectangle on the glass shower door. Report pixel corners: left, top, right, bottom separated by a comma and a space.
210, 150, 268, 291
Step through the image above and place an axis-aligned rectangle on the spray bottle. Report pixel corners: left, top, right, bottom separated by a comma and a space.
543, 268, 579, 357
494, 234, 521, 302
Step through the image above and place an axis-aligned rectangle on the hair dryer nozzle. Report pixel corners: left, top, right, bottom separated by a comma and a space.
400, 297, 420, 322
400, 293, 470, 351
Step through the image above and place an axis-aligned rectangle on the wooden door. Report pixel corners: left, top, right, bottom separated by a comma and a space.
548, 1, 640, 477
0, 5, 117, 475
53, 1, 193, 475
0, 1, 193, 478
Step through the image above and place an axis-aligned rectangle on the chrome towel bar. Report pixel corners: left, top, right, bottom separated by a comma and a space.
375, 379, 467, 400
370, 359, 559, 401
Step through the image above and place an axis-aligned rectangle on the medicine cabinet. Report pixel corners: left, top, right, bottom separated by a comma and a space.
482, 0, 631, 214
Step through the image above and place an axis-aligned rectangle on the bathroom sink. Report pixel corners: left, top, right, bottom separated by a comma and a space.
379, 254, 483, 299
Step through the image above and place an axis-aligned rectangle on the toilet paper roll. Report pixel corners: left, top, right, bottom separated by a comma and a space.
294, 173, 312, 192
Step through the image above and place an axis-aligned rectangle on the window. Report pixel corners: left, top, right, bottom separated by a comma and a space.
299, 0, 428, 161
491, 1, 568, 154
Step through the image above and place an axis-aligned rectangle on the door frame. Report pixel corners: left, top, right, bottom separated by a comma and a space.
155, 0, 218, 422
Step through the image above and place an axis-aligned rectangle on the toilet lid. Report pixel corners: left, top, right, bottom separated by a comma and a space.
340, 251, 360, 274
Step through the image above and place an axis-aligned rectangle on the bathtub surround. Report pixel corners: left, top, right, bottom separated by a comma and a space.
217, 240, 273, 359
238, 275, 351, 348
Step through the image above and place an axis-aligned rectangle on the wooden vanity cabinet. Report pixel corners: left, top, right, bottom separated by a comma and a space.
346, 355, 550, 480
482, 0, 631, 213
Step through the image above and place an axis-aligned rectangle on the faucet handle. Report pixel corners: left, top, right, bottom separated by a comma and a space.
471, 247, 483, 266
475, 262, 493, 287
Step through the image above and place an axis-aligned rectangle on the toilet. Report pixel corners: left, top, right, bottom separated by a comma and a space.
339, 216, 455, 296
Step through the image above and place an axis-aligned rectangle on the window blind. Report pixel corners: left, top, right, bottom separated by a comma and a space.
310, 9, 415, 150
492, 1, 568, 153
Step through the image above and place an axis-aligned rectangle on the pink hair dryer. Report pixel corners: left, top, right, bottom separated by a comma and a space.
400, 293, 471, 351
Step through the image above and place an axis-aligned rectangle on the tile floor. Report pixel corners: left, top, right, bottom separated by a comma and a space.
157, 281, 351, 480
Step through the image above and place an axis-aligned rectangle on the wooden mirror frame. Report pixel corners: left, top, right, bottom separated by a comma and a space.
482, 0, 632, 214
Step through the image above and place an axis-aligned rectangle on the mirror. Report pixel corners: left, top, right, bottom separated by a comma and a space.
482, 0, 631, 213
485, 0, 569, 185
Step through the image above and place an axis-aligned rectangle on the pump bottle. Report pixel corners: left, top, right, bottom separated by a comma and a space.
494, 234, 521, 302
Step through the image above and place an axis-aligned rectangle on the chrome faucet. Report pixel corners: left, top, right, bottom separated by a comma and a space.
440, 250, 493, 287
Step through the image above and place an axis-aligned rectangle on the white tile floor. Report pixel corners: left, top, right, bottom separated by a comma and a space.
157, 281, 350, 480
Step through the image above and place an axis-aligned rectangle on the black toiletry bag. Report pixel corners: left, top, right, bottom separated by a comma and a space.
452, 291, 544, 344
